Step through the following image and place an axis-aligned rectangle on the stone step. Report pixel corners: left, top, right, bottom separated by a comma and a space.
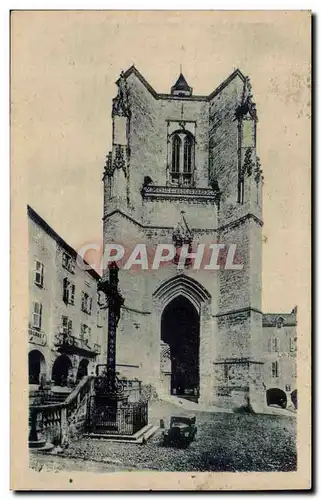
29, 441, 55, 452
83, 424, 159, 444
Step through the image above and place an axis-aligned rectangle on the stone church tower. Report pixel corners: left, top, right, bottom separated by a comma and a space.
102, 66, 264, 410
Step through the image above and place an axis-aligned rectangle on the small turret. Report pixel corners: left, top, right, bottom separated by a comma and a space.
103, 71, 131, 211
171, 73, 193, 97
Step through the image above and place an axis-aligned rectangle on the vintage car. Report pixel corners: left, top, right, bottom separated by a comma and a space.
162, 415, 197, 447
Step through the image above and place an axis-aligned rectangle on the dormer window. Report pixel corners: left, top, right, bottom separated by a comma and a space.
170, 132, 195, 186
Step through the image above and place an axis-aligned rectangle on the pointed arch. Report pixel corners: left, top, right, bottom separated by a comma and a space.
169, 130, 195, 186
153, 274, 211, 312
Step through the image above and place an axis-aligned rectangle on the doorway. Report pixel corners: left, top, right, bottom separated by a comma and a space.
52, 354, 72, 386
161, 295, 200, 401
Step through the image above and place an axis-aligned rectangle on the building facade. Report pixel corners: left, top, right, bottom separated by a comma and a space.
28, 206, 108, 390
263, 308, 297, 409
102, 66, 296, 410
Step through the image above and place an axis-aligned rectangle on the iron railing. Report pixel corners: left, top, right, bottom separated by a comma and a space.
89, 399, 148, 435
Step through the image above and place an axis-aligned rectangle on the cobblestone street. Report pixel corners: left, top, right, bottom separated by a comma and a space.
31, 401, 297, 474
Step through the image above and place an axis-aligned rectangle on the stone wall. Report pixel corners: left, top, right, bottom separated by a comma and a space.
263, 322, 297, 399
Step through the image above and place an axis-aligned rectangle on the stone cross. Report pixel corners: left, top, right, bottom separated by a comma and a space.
98, 262, 124, 394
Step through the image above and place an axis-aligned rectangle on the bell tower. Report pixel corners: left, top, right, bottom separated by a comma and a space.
102, 66, 265, 411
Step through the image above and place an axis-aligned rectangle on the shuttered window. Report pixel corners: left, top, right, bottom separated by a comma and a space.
271, 361, 279, 378
34, 261, 44, 287
32, 302, 42, 329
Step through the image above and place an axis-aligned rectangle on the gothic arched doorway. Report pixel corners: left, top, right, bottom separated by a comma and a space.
76, 358, 89, 382
161, 295, 200, 401
28, 349, 46, 385
52, 354, 72, 386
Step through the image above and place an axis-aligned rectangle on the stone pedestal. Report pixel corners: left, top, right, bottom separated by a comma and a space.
93, 392, 128, 432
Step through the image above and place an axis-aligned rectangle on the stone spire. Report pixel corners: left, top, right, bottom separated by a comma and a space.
171, 73, 193, 97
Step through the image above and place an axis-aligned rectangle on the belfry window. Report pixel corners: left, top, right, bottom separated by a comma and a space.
170, 132, 195, 186
184, 135, 193, 174
171, 135, 181, 175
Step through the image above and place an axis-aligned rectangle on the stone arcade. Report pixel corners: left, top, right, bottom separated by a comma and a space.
102, 66, 294, 411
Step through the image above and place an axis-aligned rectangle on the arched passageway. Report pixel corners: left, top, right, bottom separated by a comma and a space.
76, 358, 89, 382
28, 349, 46, 385
266, 388, 287, 409
161, 295, 200, 400
52, 354, 72, 386
291, 389, 297, 409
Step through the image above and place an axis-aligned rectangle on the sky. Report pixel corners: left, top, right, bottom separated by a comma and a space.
11, 10, 311, 313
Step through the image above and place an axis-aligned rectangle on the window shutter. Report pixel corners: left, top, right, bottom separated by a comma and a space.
290, 338, 296, 352
271, 361, 279, 378
32, 303, 37, 328
62, 253, 67, 268
68, 319, 72, 335
71, 284, 75, 305
39, 304, 42, 329
62, 315, 68, 333
35, 261, 43, 286
89, 297, 92, 314
63, 278, 69, 302
32, 302, 42, 329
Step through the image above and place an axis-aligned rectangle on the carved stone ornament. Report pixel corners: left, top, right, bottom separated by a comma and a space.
113, 145, 127, 178
160, 340, 171, 372
104, 146, 127, 178
104, 151, 113, 177
112, 70, 131, 118
172, 211, 193, 247
235, 76, 257, 121
254, 156, 264, 185
242, 148, 255, 179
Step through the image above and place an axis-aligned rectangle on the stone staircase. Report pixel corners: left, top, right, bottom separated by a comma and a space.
84, 423, 158, 444
29, 377, 157, 451
29, 376, 94, 451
